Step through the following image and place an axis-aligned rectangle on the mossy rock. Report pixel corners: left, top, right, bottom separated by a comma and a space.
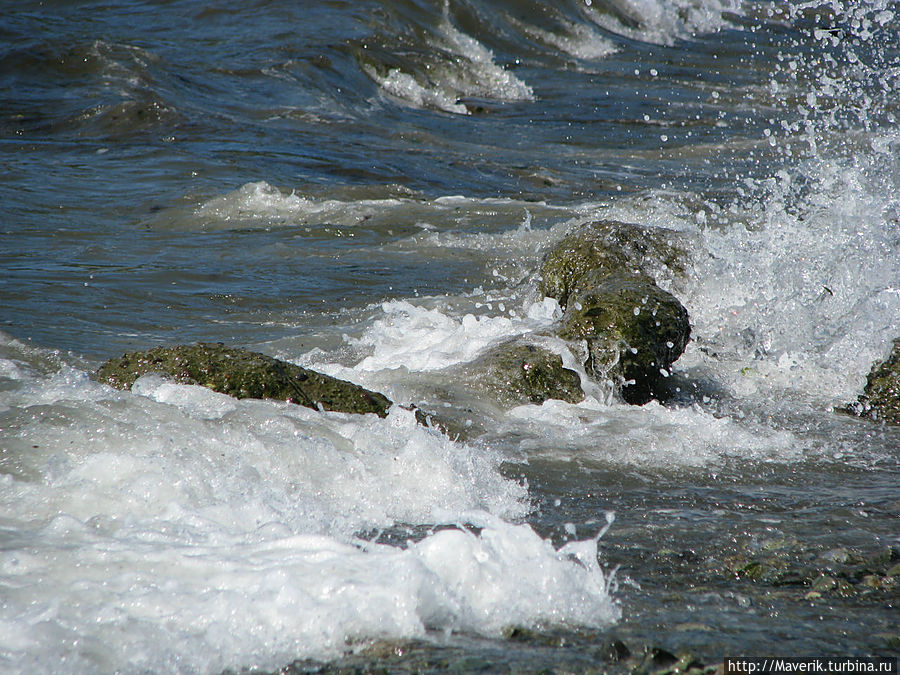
559, 272, 690, 405
539, 220, 691, 404
539, 219, 688, 309
95, 342, 392, 417
852, 338, 900, 425
463, 341, 585, 408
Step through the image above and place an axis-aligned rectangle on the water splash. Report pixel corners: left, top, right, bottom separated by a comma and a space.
584, 0, 742, 46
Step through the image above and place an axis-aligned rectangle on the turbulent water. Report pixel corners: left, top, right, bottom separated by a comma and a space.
2, 1, 899, 673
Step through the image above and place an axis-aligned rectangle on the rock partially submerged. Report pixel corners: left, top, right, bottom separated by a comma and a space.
559, 272, 691, 404
96, 342, 392, 417
93, 220, 691, 416
850, 338, 900, 425
462, 340, 585, 408
540, 220, 691, 405
389, 340, 585, 439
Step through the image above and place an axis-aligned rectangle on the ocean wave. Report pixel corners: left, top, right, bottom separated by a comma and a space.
357, 2, 533, 114
0, 346, 619, 674
583, 0, 742, 45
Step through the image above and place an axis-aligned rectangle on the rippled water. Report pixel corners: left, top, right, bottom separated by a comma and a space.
2, 1, 899, 673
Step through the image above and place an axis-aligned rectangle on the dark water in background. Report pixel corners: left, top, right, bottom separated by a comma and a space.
1, 1, 899, 673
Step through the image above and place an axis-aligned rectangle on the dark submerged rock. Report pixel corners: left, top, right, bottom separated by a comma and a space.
850, 338, 900, 424
721, 538, 900, 602
540, 220, 692, 405
462, 340, 585, 407
95, 342, 392, 417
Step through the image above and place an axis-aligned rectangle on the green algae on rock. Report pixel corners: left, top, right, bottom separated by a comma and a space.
851, 338, 900, 425
539, 220, 691, 405
95, 342, 392, 417
559, 272, 691, 405
463, 340, 585, 408
539, 219, 689, 309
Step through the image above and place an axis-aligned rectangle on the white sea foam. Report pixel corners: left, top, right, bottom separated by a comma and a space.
584, 0, 741, 46
0, 510, 618, 674
520, 18, 618, 61
194, 180, 406, 228
3, 371, 527, 533
505, 396, 800, 468
364, 3, 533, 114
191, 181, 570, 232
368, 66, 470, 115
437, 7, 534, 103
684, 142, 900, 409
349, 298, 561, 373
0, 355, 620, 674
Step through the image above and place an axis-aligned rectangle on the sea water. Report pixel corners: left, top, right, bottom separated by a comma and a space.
1, 0, 898, 673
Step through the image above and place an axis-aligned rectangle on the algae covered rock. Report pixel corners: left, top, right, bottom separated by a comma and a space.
463, 341, 585, 408
559, 272, 690, 404
539, 219, 688, 309
539, 219, 691, 405
852, 338, 900, 424
96, 342, 392, 417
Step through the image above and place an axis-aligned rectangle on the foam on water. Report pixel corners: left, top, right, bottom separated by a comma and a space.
0, 512, 618, 674
4, 2, 899, 671
188, 181, 569, 233
516, 15, 618, 61
506, 397, 800, 469
435, 6, 535, 103
349, 298, 562, 373
363, 3, 533, 114
1, 362, 526, 538
689, 147, 900, 405
367, 66, 471, 115
0, 341, 620, 674
193, 180, 405, 229
583, 0, 741, 46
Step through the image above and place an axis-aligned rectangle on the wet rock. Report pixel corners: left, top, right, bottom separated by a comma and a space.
643, 647, 679, 671
850, 338, 900, 424
597, 638, 632, 663
633, 647, 714, 675
559, 272, 691, 405
95, 342, 392, 417
721, 539, 900, 605
860, 574, 883, 589
863, 546, 900, 573
728, 557, 791, 584
805, 574, 854, 600
539, 220, 691, 405
388, 341, 584, 440
462, 340, 585, 407
809, 574, 837, 593
539, 219, 688, 309
503, 625, 569, 647
818, 547, 852, 564
878, 634, 900, 651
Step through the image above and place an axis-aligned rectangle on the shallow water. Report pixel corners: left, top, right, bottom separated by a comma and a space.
1, 1, 899, 673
